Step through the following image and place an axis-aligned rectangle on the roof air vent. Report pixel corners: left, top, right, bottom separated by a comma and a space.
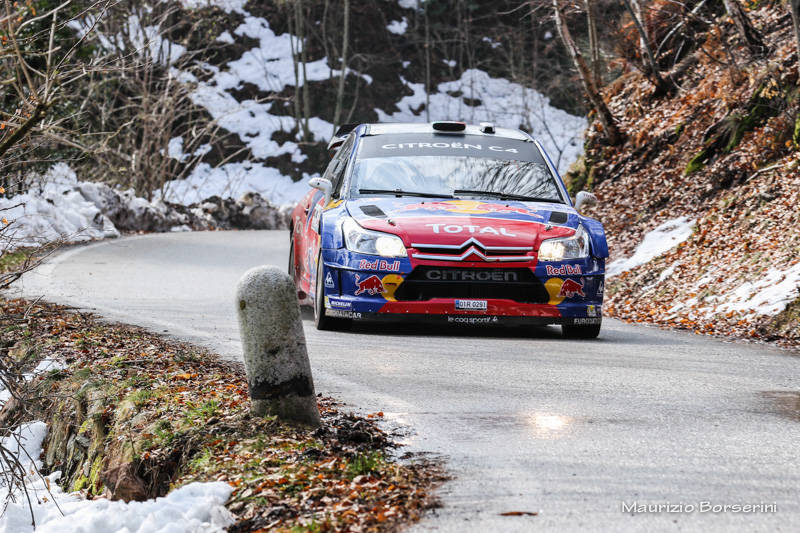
432, 121, 466, 132
480, 122, 495, 134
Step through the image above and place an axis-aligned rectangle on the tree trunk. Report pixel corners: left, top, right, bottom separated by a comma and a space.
553, 0, 622, 145
424, 0, 431, 122
297, 0, 311, 142
621, 0, 670, 94
723, 0, 766, 57
584, 0, 601, 86
333, 0, 350, 130
287, 3, 302, 138
792, 0, 800, 82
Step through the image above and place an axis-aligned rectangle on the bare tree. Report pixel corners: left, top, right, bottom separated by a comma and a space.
0, 0, 112, 163
332, 0, 350, 130
584, 0, 601, 85
789, 0, 800, 80
722, 0, 766, 57
621, 0, 670, 94
552, 0, 622, 145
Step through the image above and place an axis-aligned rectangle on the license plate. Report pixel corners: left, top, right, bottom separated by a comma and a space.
455, 299, 488, 311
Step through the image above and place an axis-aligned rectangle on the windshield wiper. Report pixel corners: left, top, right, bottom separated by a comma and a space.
358, 188, 455, 199
453, 189, 563, 203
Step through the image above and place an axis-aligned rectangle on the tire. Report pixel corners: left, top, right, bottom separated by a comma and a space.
562, 322, 601, 339
313, 253, 350, 331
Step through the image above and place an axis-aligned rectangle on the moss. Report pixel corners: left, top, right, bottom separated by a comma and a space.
685, 148, 709, 174
89, 455, 105, 494
346, 451, 385, 478
72, 475, 89, 492
127, 389, 154, 410
793, 113, 800, 147
0, 250, 27, 273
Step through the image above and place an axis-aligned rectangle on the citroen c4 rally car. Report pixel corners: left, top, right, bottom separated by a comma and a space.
289, 121, 608, 338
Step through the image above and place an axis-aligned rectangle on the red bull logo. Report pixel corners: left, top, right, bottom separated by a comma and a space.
355, 274, 385, 296
558, 279, 585, 298
402, 200, 540, 217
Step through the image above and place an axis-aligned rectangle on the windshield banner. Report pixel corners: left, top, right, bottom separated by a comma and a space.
358, 134, 544, 163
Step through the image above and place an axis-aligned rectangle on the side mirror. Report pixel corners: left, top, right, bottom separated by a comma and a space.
574, 191, 598, 213
309, 177, 333, 205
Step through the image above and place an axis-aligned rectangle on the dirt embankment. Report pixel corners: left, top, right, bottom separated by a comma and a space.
568, 3, 800, 347
0, 297, 444, 532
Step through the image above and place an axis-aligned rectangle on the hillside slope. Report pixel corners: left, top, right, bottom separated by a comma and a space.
572, 3, 800, 346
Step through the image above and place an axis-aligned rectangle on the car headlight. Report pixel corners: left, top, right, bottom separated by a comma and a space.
538, 224, 590, 261
342, 217, 407, 257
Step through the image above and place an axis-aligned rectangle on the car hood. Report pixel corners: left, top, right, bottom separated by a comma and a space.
346, 197, 578, 249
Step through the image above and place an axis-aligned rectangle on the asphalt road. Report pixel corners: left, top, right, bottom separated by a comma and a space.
18, 231, 800, 532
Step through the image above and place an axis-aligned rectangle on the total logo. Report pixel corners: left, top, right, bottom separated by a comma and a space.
545, 264, 583, 276
425, 223, 517, 236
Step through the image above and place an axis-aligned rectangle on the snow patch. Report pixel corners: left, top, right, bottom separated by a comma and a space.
176, 0, 248, 13
0, 421, 234, 533
607, 217, 695, 277
387, 18, 408, 35
717, 263, 800, 316
160, 162, 311, 206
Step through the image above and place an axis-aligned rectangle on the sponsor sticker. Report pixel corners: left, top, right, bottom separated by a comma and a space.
558, 279, 585, 298
587, 305, 596, 317
402, 200, 541, 217
545, 264, 583, 276
573, 317, 601, 325
327, 309, 363, 319
358, 259, 401, 271
447, 316, 499, 324
455, 299, 488, 311
324, 271, 335, 288
354, 274, 385, 296
426, 270, 518, 282
326, 297, 351, 310
426, 223, 517, 236
381, 142, 519, 153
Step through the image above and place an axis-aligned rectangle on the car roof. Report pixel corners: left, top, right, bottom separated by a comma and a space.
359, 122, 532, 142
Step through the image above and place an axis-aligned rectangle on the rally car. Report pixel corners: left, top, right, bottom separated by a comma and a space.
289, 121, 607, 338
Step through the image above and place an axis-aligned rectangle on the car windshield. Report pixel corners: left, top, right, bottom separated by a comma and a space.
351, 156, 563, 202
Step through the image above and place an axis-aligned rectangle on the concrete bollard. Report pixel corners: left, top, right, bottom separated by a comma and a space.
235, 266, 321, 427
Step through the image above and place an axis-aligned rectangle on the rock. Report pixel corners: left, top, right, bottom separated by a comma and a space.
101, 463, 149, 502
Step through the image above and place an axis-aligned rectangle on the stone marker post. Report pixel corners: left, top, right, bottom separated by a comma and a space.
235, 266, 321, 427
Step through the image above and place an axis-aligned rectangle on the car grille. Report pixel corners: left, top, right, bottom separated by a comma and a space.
411, 238, 533, 262
394, 266, 549, 303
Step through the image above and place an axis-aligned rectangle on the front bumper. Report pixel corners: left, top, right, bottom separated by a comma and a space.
317, 249, 605, 325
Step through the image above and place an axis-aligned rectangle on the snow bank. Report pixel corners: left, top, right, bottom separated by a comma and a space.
607, 217, 695, 277
374, 70, 586, 174
0, 421, 234, 533
0, 164, 119, 250
161, 162, 311, 206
